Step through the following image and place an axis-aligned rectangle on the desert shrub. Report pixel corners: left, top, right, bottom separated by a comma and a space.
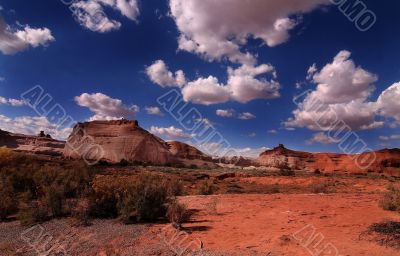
0, 180, 18, 220
118, 159, 130, 167
91, 173, 180, 223
227, 184, 243, 194
166, 177, 184, 197
0, 149, 97, 224
42, 185, 65, 217
118, 174, 172, 223
171, 162, 186, 169
314, 169, 321, 175
311, 183, 329, 193
367, 221, 400, 248
380, 185, 400, 212
0, 147, 20, 165
197, 179, 214, 195
18, 201, 49, 226
166, 200, 192, 229
88, 186, 119, 218
266, 184, 280, 194
279, 169, 295, 177
189, 164, 198, 169
70, 199, 91, 226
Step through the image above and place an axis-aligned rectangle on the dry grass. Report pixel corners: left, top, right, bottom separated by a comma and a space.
166, 199, 192, 229
380, 185, 400, 212
367, 221, 400, 249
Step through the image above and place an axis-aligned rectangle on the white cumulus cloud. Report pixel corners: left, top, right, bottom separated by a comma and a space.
306, 132, 340, 145
182, 76, 231, 105
169, 0, 329, 65
71, 0, 139, 33
0, 96, 27, 106
379, 135, 400, 141
147, 60, 280, 105
377, 82, 400, 123
145, 106, 164, 116
215, 109, 256, 120
146, 60, 186, 88
285, 50, 383, 131
216, 109, 236, 118
75, 92, 139, 121
0, 18, 55, 55
238, 112, 256, 120
150, 126, 193, 139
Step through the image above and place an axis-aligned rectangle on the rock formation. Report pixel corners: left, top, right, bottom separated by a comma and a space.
0, 129, 65, 156
166, 141, 212, 161
217, 156, 259, 167
63, 120, 172, 164
257, 144, 400, 175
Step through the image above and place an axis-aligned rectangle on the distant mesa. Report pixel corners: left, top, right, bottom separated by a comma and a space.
257, 144, 400, 175
0, 129, 65, 156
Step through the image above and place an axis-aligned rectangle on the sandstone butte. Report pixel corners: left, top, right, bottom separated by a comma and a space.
63, 120, 172, 164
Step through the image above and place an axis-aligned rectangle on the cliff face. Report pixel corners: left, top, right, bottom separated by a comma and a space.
166, 141, 212, 161
63, 120, 172, 164
257, 144, 400, 175
0, 129, 65, 156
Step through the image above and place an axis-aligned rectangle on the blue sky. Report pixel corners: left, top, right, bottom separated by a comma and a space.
0, 0, 399, 156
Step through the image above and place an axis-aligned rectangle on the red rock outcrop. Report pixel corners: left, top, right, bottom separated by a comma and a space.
166, 141, 212, 161
217, 156, 259, 167
257, 144, 400, 176
0, 129, 65, 156
63, 120, 172, 164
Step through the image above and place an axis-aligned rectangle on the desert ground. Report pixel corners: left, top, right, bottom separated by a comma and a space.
1, 164, 399, 256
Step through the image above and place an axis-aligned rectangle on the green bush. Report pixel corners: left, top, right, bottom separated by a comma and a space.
380, 186, 400, 212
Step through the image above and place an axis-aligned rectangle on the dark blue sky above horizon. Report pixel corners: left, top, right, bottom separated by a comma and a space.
0, 0, 399, 155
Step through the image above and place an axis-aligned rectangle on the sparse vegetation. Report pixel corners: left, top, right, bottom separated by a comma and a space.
367, 221, 400, 249
117, 174, 175, 223
310, 182, 336, 194
166, 199, 192, 229
197, 179, 215, 195
0, 149, 184, 225
279, 169, 295, 177
0, 180, 18, 220
18, 201, 49, 225
70, 199, 91, 226
314, 169, 321, 175
380, 185, 400, 212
